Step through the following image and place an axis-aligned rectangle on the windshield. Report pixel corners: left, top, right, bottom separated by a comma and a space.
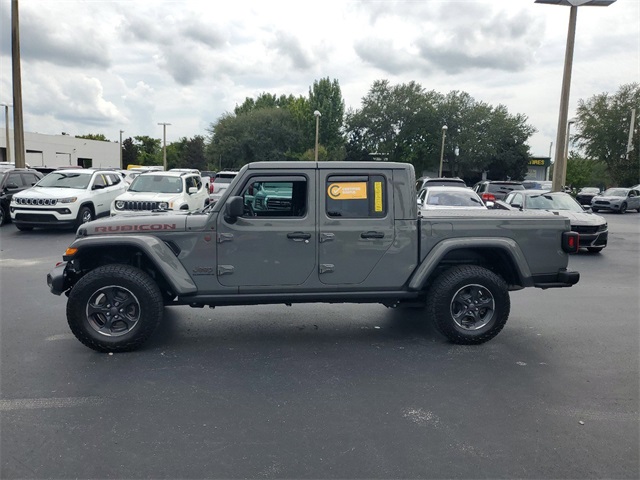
214, 176, 235, 184
0, 173, 5, 183
602, 188, 629, 197
36, 172, 91, 189
526, 193, 584, 212
128, 175, 183, 194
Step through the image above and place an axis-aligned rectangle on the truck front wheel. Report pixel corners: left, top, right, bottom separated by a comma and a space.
426, 265, 510, 345
66, 264, 164, 352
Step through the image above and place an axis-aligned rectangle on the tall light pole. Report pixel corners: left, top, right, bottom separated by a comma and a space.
1, 103, 11, 164
438, 125, 448, 177
535, 0, 616, 191
119, 129, 124, 169
313, 110, 321, 162
158, 122, 171, 170
11, 0, 26, 168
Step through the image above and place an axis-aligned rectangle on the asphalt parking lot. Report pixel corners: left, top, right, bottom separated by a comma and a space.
1, 212, 638, 479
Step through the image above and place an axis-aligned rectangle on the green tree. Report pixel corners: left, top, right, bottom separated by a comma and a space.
76, 133, 109, 142
133, 136, 162, 166
122, 137, 138, 168
573, 83, 640, 186
566, 152, 611, 190
207, 108, 303, 169
308, 77, 346, 160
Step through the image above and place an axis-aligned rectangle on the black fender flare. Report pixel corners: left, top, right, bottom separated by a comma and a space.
408, 237, 533, 291
65, 235, 197, 295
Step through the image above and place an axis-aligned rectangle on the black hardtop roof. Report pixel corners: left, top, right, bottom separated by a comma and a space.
245, 161, 414, 171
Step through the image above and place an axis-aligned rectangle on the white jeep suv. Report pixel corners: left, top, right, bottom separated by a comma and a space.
111, 170, 208, 215
10, 168, 127, 231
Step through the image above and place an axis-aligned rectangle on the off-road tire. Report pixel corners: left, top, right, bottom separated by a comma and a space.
426, 265, 510, 345
66, 264, 164, 353
76, 206, 94, 227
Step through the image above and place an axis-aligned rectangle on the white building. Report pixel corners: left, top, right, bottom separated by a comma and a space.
0, 130, 119, 169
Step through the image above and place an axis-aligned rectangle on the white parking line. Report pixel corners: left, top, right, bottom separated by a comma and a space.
0, 396, 105, 411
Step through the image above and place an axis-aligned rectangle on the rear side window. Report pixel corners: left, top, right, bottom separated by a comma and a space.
488, 183, 524, 193
325, 174, 387, 218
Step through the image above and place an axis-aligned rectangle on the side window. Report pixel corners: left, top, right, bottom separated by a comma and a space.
509, 193, 523, 206
22, 173, 39, 186
240, 176, 307, 218
108, 174, 121, 185
325, 174, 386, 218
185, 176, 198, 191
93, 174, 106, 188
195, 176, 203, 190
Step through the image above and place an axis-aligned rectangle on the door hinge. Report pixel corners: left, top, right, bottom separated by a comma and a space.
217, 265, 234, 276
319, 264, 334, 274
319, 233, 335, 243
218, 233, 234, 243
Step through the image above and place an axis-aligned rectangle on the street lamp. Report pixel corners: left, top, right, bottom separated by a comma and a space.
314, 110, 321, 162
438, 125, 448, 177
119, 129, 124, 169
158, 122, 171, 170
1, 103, 11, 164
535, 0, 616, 191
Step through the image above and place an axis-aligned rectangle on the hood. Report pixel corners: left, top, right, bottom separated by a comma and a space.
593, 195, 623, 202
78, 211, 190, 236
542, 210, 605, 226
14, 186, 86, 199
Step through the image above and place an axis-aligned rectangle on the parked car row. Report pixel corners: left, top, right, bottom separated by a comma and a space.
3, 166, 239, 230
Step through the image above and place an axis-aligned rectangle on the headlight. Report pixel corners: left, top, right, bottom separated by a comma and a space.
58, 197, 78, 204
115, 200, 125, 210
158, 202, 169, 210
598, 223, 608, 232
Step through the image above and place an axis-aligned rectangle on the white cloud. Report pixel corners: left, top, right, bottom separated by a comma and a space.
0, 0, 637, 158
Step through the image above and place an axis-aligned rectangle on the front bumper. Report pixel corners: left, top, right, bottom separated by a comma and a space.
11, 206, 78, 228
47, 261, 69, 295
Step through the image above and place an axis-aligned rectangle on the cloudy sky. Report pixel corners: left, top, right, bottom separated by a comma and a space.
0, 0, 638, 159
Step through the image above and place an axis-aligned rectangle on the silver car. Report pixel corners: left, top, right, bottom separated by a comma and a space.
591, 188, 640, 214
504, 190, 608, 253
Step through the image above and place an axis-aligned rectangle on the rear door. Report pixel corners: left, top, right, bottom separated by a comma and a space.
318, 169, 394, 285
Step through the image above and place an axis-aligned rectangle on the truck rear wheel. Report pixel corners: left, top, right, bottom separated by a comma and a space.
427, 265, 510, 345
66, 264, 164, 352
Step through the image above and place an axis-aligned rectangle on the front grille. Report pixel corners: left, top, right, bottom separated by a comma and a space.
571, 225, 599, 235
121, 201, 162, 211
266, 198, 291, 210
593, 201, 609, 206
16, 198, 58, 206
15, 213, 58, 222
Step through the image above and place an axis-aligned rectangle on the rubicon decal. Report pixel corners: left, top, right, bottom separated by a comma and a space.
94, 223, 177, 232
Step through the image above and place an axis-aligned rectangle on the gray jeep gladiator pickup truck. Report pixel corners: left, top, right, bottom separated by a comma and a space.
47, 161, 580, 352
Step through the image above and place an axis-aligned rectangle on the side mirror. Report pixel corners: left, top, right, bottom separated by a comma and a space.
6, 183, 20, 190
92, 184, 105, 190
225, 196, 244, 219
188, 187, 197, 194
485, 201, 495, 209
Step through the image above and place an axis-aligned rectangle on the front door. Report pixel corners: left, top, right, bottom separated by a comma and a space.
318, 170, 395, 285
216, 172, 316, 287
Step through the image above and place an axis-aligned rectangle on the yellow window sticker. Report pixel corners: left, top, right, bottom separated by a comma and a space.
374, 181, 383, 212
327, 182, 367, 200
